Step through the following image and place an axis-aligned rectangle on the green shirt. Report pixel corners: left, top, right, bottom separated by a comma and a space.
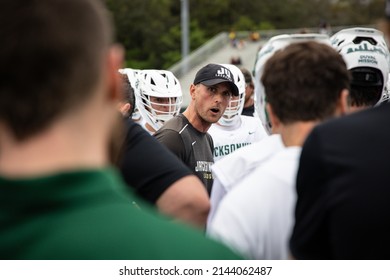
0, 168, 241, 260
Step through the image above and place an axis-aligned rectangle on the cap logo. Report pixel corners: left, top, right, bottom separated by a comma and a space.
216, 67, 232, 81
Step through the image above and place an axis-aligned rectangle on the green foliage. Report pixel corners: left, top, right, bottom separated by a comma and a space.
105, 0, 386, 69
257, 21, 276, 31
234, 16, 257, 31
189, 20, 208, 49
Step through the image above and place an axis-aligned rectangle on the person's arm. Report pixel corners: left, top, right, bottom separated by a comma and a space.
156, 174, 210, 229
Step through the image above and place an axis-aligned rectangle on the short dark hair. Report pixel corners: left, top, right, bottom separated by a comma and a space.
350, 85, 383, 107
120, 73, 136, 117
262, 41, 351, 124
240, 67, 253, 85
0, 0, 113, 141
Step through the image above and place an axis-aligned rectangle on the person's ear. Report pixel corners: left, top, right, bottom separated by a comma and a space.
266, 103, 281, 134
106, 44, 124, 103
189, 84, 197, 100
118, 102, 131, 116
338, 89, 350, 115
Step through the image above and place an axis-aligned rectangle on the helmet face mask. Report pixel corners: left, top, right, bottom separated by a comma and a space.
140, 94, 182, 124
136, 70, 183, 131
223, 96, 242, 120
218, 64, 246, 126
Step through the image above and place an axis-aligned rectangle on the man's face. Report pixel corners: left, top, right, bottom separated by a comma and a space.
149, 96, 177, 115
223, 94, 241, 120
193, 82, 232, 124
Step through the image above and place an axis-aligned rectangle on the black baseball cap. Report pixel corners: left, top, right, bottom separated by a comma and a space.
193, 63, 239, 96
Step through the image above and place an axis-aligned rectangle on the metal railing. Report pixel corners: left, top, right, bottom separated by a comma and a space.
168, 25, 376, 79
169, 32, 229, 78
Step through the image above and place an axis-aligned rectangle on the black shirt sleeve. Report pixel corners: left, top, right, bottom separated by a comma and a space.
154, 127, 188, 163
119, 119, 192, 204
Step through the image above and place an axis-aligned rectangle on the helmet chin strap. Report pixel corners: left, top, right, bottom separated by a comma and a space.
218, 114, 241, 127
155, 113, 174, 122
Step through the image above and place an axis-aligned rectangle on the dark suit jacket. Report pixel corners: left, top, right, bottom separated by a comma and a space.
290, 102, 390, 259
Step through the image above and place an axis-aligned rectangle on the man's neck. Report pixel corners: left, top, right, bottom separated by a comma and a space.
182, 108, 211, 133
349, 104, 369, 113
279, 121, 318, 147
0, 118, 109, 178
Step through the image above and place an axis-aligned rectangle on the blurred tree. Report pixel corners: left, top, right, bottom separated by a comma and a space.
105, 0, 178, 68
234, 16, 257, 31
105, 0, 386, 69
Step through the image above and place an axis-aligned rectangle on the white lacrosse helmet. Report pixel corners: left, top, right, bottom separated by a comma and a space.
119, 68, 142, 118
217, 63, 246, 126
253, 33, 331, 133
136, 69, 183, 131
330, 27, 390, 105
119, 68, 141, 95
382, 73, 390, 103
